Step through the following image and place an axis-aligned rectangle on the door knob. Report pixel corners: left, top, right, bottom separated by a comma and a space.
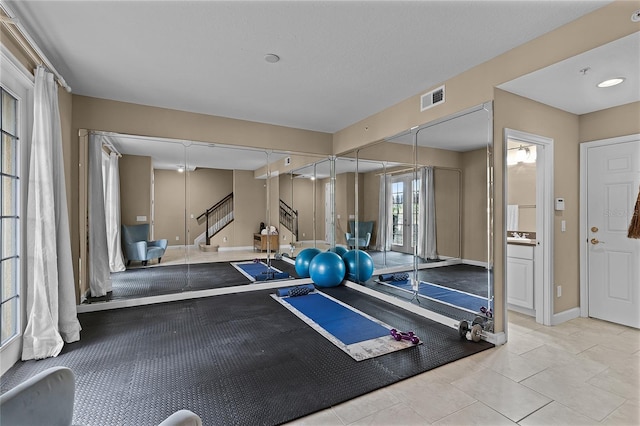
590, 238, 604, 245
591, 226, 599, 233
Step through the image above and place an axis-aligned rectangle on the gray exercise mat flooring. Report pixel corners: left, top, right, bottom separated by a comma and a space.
98, 259, 299, 301
1, 287, 493, 426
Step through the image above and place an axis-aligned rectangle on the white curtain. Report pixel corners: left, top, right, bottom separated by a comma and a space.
88, 134, 112, 296
22, 67, 81, 360
376, 174, 392, 251
104, 152, 126, 272
417, 167, 437, 260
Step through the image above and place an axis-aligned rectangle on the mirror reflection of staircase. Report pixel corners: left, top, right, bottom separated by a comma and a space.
195, 193, 233, 251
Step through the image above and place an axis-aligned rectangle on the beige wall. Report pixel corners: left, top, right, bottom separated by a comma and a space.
119, 155, 152, 228
153, 169, 186, 245
434, 168, 462, 259
495, 89, 581, 314
461, 148, 489, 263
579, 102, 640, 142
232, 170, 267, 248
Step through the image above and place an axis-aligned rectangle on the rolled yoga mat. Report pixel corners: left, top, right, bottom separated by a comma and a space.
275, 284, 315, 297
378, 272, 409, 282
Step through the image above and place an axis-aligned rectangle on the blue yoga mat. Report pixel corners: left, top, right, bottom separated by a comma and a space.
384, 280, 489, 313
232, 261, 289, 281
283, 293, 389, 345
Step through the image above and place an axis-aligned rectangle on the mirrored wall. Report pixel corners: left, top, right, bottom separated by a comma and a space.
336, 103, 494, 327
78, 102, 494, 327
79, 131, 331, 304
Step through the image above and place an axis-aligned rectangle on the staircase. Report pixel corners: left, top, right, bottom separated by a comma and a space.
279, 199, 298, 240
195, 193, 234, 246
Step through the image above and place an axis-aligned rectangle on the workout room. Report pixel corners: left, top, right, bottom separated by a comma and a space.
1, 2, 639, 425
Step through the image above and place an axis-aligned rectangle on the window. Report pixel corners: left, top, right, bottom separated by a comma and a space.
1, 87, 20, 346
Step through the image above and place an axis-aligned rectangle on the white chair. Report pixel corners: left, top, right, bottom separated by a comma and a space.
0, 367, 202, 426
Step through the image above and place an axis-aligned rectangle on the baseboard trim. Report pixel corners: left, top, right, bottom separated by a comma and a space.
551, 307, 580, 325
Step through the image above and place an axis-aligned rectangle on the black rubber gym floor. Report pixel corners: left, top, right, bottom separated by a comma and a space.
95, 259, 299, 301
1, 286, 493, 426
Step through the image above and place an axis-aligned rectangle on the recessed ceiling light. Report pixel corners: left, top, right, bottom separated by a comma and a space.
264, 53, 280, 63
597, 77, 625, 88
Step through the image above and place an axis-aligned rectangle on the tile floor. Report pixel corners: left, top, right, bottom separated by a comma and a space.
287, 312, 640, 425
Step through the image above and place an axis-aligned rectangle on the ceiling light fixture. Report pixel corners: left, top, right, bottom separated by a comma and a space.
264, 53, 280, 63
597, 77, 625, 88
631, 9, 640, 22
515, 146, 529, 163
177, 165, 184, 173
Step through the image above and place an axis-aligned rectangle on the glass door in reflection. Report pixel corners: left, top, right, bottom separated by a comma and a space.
390, 174, 419, 254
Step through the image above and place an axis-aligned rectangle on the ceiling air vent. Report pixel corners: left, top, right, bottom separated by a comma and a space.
420, 85, 445, 112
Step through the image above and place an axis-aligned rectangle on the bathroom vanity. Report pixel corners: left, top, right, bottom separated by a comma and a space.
507, 238, 535, 314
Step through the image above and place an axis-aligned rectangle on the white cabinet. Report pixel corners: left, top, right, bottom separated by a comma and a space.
507, 244, 534, 310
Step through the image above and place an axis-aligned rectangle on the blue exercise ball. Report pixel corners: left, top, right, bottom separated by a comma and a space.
342, 250, 375, 283
328, 245, 348, 257
309, 252, 346, 288
294, 248, 321, 278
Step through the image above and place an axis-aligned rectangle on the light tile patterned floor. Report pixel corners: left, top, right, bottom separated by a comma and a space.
287, 312, 640, 425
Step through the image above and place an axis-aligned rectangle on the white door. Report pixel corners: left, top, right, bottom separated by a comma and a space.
586, 139, 640, 328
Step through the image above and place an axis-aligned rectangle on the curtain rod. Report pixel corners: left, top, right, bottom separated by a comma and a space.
0, 5, 72, 92
100, 138, 122, 158
375, 165, 461, 176
90, 131, 122, 157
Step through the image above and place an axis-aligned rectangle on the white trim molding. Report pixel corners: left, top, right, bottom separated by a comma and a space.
504, 128, 554, 328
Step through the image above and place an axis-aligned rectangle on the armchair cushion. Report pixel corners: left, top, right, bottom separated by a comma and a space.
122, 223, 168, 265
0, 366, 75, 426
345, 220, 374, 249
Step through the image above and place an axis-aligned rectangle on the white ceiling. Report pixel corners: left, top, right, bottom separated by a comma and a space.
6, 1, 636, 173
5, 0, 612, 134
499, 31, 640, 115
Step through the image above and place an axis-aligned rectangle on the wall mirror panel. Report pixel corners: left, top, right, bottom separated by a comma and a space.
79, 132, 324, 305
344, 103, 494, 326
285, 156, 337, 251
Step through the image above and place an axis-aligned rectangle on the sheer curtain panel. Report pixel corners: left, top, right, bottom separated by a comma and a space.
88, 134, 112, 295
417, 167, 437, 260
22, 67, 81, 360
105, 152, 126, 272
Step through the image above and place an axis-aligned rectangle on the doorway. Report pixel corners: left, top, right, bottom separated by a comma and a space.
390, 174, 418, 254
504, 129, 554, 325
580, 134, 640, 328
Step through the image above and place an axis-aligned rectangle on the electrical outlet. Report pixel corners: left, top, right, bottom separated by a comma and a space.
557, 285, 562, 297
175, 236, 179, 241
302, 233, 305, 237
223, 236, 228, 242
283, 235, 287, 240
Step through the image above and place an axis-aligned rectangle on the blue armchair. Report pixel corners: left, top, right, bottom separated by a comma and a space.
345, 220, 374, 249
122, 224, 168, 266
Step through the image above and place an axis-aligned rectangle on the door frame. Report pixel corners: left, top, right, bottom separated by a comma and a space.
389, 173, 416, 254
504, 128, 554, 326
579, 133, 640, 318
